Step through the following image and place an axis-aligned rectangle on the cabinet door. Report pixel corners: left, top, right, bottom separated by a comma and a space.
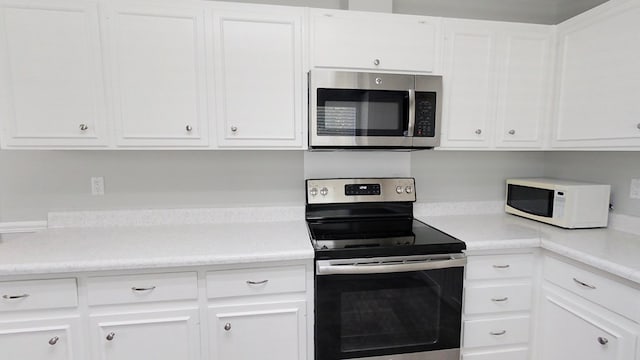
495, 27, 553, 148
0, 316, 81, 360
104, 3, 208, 147
211, 7, 304, 148
208, 301, 306, 360
312, 9, 439, 73
90, 308, 200, 360
552, 0, 640, 148
538, 286, 637, 360
441, 20, 497, 148
0, 0, 107, 148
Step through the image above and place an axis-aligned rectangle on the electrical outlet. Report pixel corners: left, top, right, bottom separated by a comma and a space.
630, 178, 640, 200
91, 177, 105, 196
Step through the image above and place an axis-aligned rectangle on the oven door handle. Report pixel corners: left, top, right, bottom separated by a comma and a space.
316, 256, 466, 275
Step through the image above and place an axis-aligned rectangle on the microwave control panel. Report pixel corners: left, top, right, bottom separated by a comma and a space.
415, 92, 436, 137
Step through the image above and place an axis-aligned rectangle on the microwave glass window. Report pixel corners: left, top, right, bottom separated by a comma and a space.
507, 184, 554, 217
317, 89, 409, 136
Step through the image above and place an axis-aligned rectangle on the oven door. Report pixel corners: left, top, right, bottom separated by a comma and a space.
315, 254, 465, 360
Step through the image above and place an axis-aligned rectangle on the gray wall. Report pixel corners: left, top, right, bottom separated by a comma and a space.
2, 150, 638, 222
0, 151, 304, 222
411, 151, 546, 202
543, 152, 640, 217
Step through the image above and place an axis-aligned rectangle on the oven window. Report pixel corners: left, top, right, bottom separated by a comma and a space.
315, 268, 463, 360
340, 277, 441, 352
316, 89, 409, 137
507, 184, 554, 218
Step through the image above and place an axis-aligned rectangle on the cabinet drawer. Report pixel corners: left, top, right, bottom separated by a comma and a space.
543, 256, 640, 323
0, 278, 77, 311
464, 282, 532, 315
466, 254, 534, 280
463, 315, 530, 348
206, 265, 305, 299
87, 272, 198, 306
462, 348, 528, 360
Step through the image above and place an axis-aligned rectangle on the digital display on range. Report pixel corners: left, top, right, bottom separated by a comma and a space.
345, 184, 381, 196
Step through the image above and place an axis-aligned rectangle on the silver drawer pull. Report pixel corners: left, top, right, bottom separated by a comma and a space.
491, 297, 509, 302
573, 278, 596, 289
246, 280, 269, 285
224, 323, 232, 331
106, 332, 115, 341
492, 264, 510, 269
131, 286, 156, 292
490, 330, 507, 336
49, 336, 59, 346
598, 337, 609, 345
2, 294, 29, 300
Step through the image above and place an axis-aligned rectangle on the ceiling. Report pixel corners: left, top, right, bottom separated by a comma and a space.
225, 0, 610, 24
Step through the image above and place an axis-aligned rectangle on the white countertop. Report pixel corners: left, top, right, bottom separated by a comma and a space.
417, 212, 640, 285
0, 220, 314, 276
1, 207, 639, 285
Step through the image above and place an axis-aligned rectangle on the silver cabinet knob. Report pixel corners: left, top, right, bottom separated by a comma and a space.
508, 129, 516, 135
475, 129, 482, 135
231, 126, 238, 132
598, 337, 609, 345
373, 58, 381, 66
79, 124, 88, 131
106, 332, 115, 341
185, 125, 193, 132
49, 336, 59, 346
2, 294, 29, 300
224, 323, 231, 331
637, 123, 640, 130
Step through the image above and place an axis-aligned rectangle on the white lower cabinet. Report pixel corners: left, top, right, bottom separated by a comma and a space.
90, 308, 201, 360
462, 347, 528, 360
538, 286, 637, 360
0, 317, 82, 360
208, 301, 306, 360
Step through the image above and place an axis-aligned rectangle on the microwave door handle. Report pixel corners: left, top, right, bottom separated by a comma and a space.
316, 256, 466, 275
407, 89, 416, 138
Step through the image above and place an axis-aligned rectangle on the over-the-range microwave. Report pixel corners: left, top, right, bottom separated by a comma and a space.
505, 178, 611, 229
309, 70, 442, 150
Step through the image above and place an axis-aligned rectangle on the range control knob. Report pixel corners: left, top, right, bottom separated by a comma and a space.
405, 186, 413, 194
320, 187, 329, 196
396, 186, 404, 194
309, 188, 318, 197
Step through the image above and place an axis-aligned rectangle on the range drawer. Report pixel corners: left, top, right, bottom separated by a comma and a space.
464, 282, 532, 315
87, 272, 198, 306
543, 256, 640, 323
0, 278, 77, 311
206, 265, 306, 299
462, 348, 528, 360
463, 315, 530, 348
466, 254, 534, 280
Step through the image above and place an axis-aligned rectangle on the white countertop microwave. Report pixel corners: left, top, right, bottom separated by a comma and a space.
505, 178, 611, 229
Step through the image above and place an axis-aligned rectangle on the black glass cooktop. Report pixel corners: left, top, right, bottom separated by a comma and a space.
308, 217, 466, 260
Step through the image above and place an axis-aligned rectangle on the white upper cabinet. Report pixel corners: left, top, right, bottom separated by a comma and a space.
103, 3, 209, 147
311, 9, 441, 73
210, 5, 305, 148
495, 27, 554, 148
0, 0, 108, 147
552, 0, 640, 149
441, 20, 497, 148
440, 19, 554, 149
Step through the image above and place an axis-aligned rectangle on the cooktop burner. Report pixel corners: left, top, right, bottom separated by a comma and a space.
305, 178, 465, 260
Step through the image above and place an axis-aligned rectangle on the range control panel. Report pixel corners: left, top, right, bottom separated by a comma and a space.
306, 178, 416, 204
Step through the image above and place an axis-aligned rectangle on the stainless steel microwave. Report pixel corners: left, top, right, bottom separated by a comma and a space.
309, 70, 442, 150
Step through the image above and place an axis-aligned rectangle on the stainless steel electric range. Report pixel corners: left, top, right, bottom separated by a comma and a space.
305, 178, 466, 360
